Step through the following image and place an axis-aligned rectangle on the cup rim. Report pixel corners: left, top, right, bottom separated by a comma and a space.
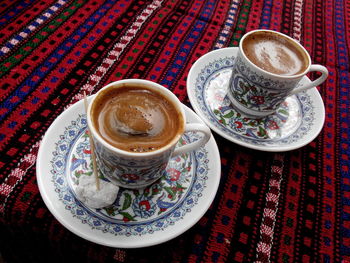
239, 29, 312, 79
87, 79, 185, 158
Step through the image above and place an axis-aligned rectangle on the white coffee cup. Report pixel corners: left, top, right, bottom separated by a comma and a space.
87, 79, 211, 189
228, 29, 328, 117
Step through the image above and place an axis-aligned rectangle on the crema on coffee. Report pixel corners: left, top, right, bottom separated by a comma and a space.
242, 31, 309, 76
91, 85, 184, 153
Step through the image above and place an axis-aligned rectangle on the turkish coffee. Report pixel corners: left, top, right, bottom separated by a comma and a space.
91, 85, 184, 153
242, 31, 309, 76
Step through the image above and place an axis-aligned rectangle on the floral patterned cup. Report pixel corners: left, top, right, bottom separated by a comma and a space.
228, 29, 328, 117
87, 79, 211, 189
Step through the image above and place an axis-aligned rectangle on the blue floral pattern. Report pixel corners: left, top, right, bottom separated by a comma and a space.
194, 56, 315, 146
51, 115, 209, 236
228, 56, 299, 113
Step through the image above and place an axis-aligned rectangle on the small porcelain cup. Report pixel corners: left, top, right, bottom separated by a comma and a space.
87, 79, 211, 189
228, 29, 328, 117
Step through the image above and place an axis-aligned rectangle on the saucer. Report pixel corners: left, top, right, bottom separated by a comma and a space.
36, 96, 220, 248
187, 47, 325, 152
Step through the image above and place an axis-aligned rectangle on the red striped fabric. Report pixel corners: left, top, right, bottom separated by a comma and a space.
0, 0, 349, 262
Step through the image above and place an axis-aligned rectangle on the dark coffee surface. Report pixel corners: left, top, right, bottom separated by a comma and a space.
91, 85, 183, 152
242, 31, 308, 76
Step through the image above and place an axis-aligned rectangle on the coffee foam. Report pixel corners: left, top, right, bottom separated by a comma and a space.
242, 31, 309, 76
91, 85, 183, 153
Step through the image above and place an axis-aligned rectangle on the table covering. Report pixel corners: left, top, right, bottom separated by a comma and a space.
0, 0, 349, 262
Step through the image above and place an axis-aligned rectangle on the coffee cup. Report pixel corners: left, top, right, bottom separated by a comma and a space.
228, 29, 328, 117
87, 79, 211, 189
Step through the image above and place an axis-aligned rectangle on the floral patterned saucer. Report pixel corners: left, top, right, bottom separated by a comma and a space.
36, 96, 220, 248
187, 47, 325, 152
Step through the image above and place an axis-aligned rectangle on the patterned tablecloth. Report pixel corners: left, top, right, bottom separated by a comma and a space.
0, 0, 349, 262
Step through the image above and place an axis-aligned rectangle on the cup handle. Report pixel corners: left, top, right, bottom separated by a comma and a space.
289, 65, 328, 95
171, 123, 211, 157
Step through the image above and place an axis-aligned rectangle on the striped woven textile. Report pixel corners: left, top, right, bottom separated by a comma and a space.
0, 0, 349, 262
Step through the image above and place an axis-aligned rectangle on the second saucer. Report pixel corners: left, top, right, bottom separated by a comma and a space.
187, 47, 325, 152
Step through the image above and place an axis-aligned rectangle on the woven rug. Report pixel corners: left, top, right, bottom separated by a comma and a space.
0, 0, 349, 262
